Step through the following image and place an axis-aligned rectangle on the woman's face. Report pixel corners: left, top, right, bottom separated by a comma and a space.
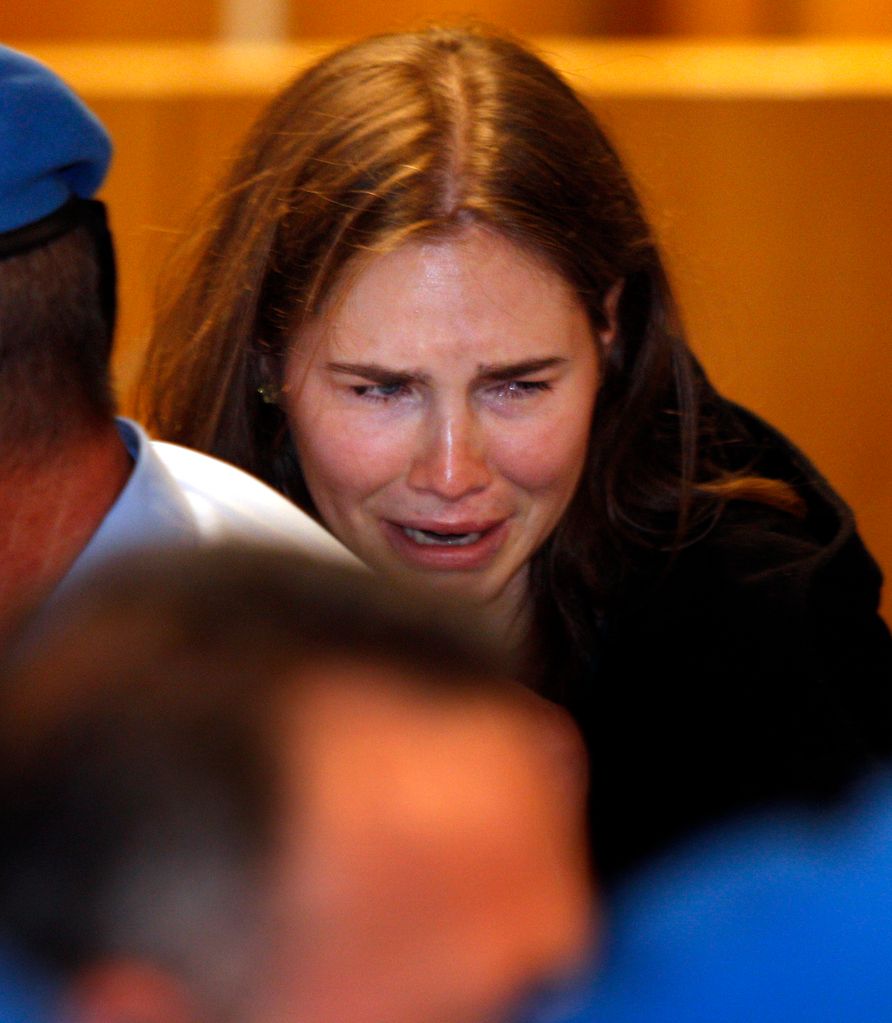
285, 229, 610, 619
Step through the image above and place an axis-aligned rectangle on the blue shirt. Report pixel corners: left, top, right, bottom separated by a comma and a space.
521, 771, 892, 1023
0, 939, 57, 1023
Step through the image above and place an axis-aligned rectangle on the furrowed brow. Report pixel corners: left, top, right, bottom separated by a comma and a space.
476, 357, 568, 383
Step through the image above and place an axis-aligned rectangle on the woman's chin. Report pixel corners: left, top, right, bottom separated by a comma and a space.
381, 561, 502, 605
366, 555, 529, 639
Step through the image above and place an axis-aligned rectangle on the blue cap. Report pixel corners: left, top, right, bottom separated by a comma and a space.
0, 45, 111, 235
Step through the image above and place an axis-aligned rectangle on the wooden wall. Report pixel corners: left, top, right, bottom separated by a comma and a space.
18, 40, 892, 621
0, 3, 218, 40
7, 0, 892, 40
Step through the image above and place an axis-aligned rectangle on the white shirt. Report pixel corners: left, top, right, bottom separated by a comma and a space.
57, 418, 357, 599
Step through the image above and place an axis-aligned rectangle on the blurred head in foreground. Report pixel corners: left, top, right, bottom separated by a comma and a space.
0, 545, 590, 1023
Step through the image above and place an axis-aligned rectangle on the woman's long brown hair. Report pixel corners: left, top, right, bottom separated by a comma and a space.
138, 26, 799, 685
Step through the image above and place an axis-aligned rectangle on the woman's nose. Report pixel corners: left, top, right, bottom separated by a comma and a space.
407, 409, 492, 501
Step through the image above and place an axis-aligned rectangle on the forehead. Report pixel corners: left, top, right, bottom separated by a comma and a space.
281, 659, 534, 803
294, 229, 593, 366
272, 655, 586, 856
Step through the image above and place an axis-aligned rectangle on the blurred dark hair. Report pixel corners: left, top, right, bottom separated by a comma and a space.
0, 544, 507, 1015
137, 26, 800, 686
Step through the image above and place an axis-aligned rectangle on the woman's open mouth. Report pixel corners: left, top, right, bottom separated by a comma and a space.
384, 519, 508, 571
401, 527, 484, 547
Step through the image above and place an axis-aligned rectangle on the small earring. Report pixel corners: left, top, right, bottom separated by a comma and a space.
257, 382, 280, 405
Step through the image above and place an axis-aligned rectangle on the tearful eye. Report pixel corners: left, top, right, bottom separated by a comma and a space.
493, 380, 553, 400
353, 381, 407, 402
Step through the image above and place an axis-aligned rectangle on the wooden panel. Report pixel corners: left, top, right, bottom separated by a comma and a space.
22, 41, 892, 620
656, 0, 766, 35
0, 0, 217, 40
289, 0, 603, 38
799, 0, 892, 33
8, 0, 892, 43
0, 0, 609, 42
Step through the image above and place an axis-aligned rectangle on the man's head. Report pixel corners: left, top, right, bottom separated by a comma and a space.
0, 46, 116, 464
0, 545, 591, 1023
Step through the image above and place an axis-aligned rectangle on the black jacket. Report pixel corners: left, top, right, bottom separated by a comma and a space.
568, 403, 892, 883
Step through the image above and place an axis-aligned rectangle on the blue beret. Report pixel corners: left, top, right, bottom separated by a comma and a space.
0, 45, 111, 235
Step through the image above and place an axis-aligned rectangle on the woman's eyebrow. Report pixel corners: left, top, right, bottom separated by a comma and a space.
326, 361, 430, 385
476, 357, 568, 382
326, 357, 567, 385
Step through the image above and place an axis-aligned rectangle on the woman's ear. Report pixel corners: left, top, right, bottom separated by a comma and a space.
256, 348, 284, 406
599, 281, 624, 348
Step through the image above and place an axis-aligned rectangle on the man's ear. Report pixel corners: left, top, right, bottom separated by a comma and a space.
599, 280, 624, 347
64, 961, 201, 1023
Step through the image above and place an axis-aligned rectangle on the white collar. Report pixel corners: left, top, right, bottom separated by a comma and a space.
53, 418, 200, 601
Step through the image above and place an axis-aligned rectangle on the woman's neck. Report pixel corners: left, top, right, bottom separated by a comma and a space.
482, 576, 536, 681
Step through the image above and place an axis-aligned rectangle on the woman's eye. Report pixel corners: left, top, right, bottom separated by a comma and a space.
352, 381, 407, 402
492, 379, 552, 401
